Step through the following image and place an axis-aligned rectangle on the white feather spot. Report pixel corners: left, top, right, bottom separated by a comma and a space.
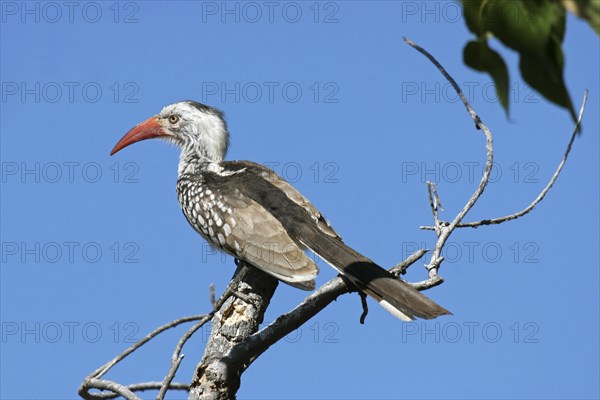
379, 300, 413, 322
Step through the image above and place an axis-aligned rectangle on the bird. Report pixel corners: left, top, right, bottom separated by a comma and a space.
111, 100, 451, 321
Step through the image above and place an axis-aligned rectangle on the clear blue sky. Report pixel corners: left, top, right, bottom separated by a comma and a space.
1, 2, 598, 399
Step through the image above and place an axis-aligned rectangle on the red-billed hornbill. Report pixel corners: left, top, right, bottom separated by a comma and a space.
111, 101, 450, 321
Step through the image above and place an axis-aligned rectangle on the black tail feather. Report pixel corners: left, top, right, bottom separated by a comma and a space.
301, 230, 451, 320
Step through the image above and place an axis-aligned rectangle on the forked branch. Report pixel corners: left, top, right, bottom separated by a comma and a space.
403, 37, 495, 290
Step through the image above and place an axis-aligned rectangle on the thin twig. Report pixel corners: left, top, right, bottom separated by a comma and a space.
209, 283, 216, 307
404, 37, 482, 126
85, 315, 207, 380
409, 262, 445, 290
404, 37, 495, 281
389, 248, 429, 276
80, 378, 141, 400
88, 382, 189, 400
156, 315, 213, 400
391, 248, 441, 291
420, 90, 588, 230
79, 314, 209, 399
426, 181, 442, 234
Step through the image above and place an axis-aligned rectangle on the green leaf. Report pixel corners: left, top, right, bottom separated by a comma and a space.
464, 40, 510, 115
519, 34, 577, 121
462, 0, 486, 37
460, 0, 577, 122
481, 0, 565, 52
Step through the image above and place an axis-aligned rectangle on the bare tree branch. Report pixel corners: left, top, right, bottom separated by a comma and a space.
389, 248, 430, 276
79, 313, 211, 400
403, 37, 495, 290
80, 378, 141, 400
189, 263, 279, 400
160, 295, 250, 399
426, 181, 443, 234
78, 248, 428, 400
420, 90, 588, 230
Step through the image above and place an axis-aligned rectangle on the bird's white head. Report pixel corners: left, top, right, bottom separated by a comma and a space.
111, 101, 229, 170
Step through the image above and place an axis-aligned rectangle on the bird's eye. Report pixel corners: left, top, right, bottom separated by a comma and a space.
168, 115, 180, 124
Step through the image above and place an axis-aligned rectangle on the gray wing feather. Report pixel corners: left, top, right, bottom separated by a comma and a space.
225, 194, 318, 288
230, 161, 340, 239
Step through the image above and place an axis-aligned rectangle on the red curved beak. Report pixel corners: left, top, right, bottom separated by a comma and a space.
110, 116, 165, 155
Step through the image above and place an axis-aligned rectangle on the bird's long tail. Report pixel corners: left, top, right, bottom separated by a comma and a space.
300, 231, 451, 321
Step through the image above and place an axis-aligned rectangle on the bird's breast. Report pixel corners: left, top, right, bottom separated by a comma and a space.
176, 177, 237, 252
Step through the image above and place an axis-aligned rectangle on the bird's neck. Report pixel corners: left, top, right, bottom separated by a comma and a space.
177, 122, 228, 176
178, 149, 223, 176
